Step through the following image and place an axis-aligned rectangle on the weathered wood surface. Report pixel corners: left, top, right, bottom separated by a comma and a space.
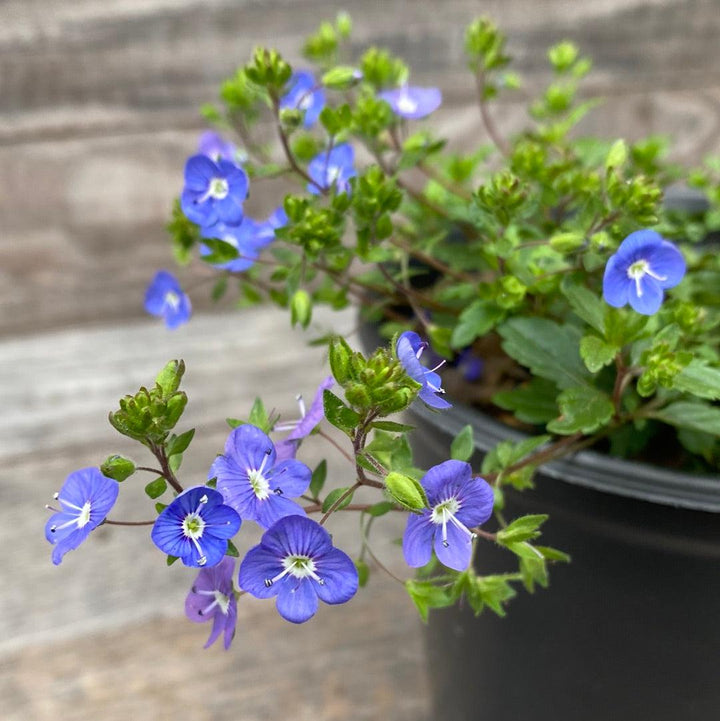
3, 0, 720, 335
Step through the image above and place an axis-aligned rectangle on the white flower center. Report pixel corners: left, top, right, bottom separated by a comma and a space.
164, 290, 180, 310
247, 452, 272, 500
264, 554, 325, 587
195, 588, 231, 616
397, 92, 418, 114
208, 177, 229, 200
627, 259, 667, 298
182, 513, 206, 540
298, 93, 313, 111
76, 501, 92, 528
430, 497, 476, 548
326, 165, 341, 184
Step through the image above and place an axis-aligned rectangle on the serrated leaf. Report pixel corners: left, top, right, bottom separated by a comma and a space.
672, 360, 720, 400
167, 428, 195, 457
650, 401, 720, 435
145, 477, 167, 499
493, 378, 559, 425
498, 317, 590, 389
451, 299, 505, 349
450, 424, 474, 461
309, 460, 327, 499
323, 390, 361, 435
547, 386, 614, 434
322, 486, 355, 514
497, 514, 548, 545
580, 334, 618, 373
405, 579, 457, 623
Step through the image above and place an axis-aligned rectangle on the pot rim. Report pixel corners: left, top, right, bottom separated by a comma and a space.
408, 400, 720, 512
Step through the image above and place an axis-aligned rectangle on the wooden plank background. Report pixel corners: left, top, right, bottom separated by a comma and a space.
2, 1, 720, 719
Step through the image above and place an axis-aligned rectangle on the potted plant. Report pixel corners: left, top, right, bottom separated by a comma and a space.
45, 13, 720, 720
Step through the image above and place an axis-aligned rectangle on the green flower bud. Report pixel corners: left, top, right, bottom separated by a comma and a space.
322, 66, 363, 90
385, 472, 428, 512
100, 455, 136, 482
290, 289, 312, 329
328, 337, 355, 385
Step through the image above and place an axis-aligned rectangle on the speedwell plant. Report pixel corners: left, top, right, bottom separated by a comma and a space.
47, 15, 720, 647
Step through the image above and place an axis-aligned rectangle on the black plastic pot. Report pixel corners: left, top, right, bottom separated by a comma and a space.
406, 400, 720, 721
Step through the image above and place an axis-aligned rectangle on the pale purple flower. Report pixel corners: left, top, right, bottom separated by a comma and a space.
274, 376, 334, 461
210, 425, 311, 528
151, 486, 241, 568
144, 270, 192, 329
239, 515, 358, 623
280, 71, 325, 128
396, 331, 451, 410
185, 556, 237, 649
45, 468, 119, 565
197, 131, 239, 163
180, 154, 248, 228
603, 230, 686, 315
379, 85, 442, 119
403, 460, 494, 571
307, 143, 356, 195
200, 218, 275, 273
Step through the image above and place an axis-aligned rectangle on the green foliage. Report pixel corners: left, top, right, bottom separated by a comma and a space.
450, 425, 474, 462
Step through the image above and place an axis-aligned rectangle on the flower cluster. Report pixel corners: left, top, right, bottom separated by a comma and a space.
48, 12, 720, 657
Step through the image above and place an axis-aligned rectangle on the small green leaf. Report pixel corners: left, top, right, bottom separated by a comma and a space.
322, 486, 355, 513
166, 555, 179, 566
309, 460, 327, 499
560, 278, 605, 334
370, 420, 415, 432
450, 424, 474, 461
547, 386, 614, 435
248, 398, 272, 433
605, 138, 628, 171
226, 539, 240, 558
167, 428, 195, 457
145, 477, 167, 500
365, 500, 396, 517
155, 502, 168, 514
405, 579, 457, 623
650, 401, 720, 435
580, 335, 618, 373
497, 514, 548, 545
672, 360, 720, 400
535, 545, 571, 563
355, 560, 370, 588
451, 299, 505, 349
323, 390, 361, 435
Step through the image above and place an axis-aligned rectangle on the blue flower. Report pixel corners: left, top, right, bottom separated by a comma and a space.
197, 130, 241, 164
180, 154, 249, 228
396, 330, 452, 410
45, 468, 119, 565
144, 270, 192, 329
280, 71, 325, 128
151, 486, 241, 568
403, 460, 494, 572
200, 218, 275, 273
274, 376, 334, 461
307, 143, 357, 195
379, 84, 442, 119
185, 556, 237, 649
603, 230, 686, 315
239, 515, 358, 623
210, 424, 311, 529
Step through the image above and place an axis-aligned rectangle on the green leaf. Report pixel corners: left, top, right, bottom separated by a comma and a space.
226, 539, 240, 558
450, 424, 474, 461
605, 138, 628, 171
201, 238, 240, 264
498, 317, 590, 389
166, 428, 195, 457
155, 502, 168, 514
405, 579, 457, 623
322, 486, 355, 513
166, 555, 179, 566
672, 360, 720, 400
561, 278, 605, 334
248, 397, 272, 433
155, 360, 185, 396
547, 386, 614, 435
370, 420, 415, 432
650, 401, 720, 435
356, 560, 370, 588
290, 289, 312, 329
323, 390, 361, 435
493, 378, 559, 424
451, 299, 505, 349
145, 477, 167, 500
535, 545, 571, 563
579, 335, 618, 373
364, 500, 396, 517
309, 460, 327, 499
471, 574, 518, 617
211, 276, 228, 302
497, 514, 548, 545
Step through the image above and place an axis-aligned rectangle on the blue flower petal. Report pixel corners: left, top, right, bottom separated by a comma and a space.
420, 460, 472, 503
434, 521, 473, 571
455, 476, 495, 527
184, 155, 218, 191
261, 515, 331, 558
602, 253, 630, 308
216, 194, 245, 227
628, 276, 664, 315
224, 425, 276, 473
402, 512, 434, 568
276, 578, 318, 623
180, 188, 218, 227
238, 546, 283, 599
267, 459, 311, 497
314, 547, 359, 605
205, 503, 242, 539
51, 527, 92, 565
252, 494, 306, 529
645, 241, 686, 288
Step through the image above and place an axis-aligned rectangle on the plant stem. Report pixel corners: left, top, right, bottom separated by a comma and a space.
474, 70, 510, 157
